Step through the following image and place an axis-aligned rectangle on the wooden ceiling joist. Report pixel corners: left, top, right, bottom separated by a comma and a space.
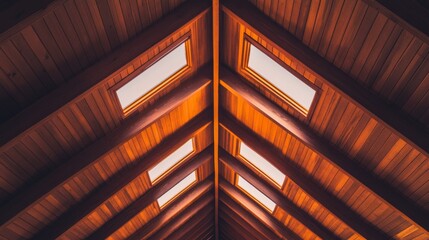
220, 67, 429, 233
125, 181, 214, 240
220, 114, 390, 239
221, 0, 429, 157
85, 147, 213, 240
220, 149, 339, 240
0, 0, 211, 151
170, 206, 214, 240
143, 198, 214, 240
0, 90, 211, 233
37, 145, 213, 239
219, 179, 300, 240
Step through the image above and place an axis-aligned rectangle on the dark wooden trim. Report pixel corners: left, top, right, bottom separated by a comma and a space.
0, 78, 211, 233
361, 0, 429, 44
0, 0, 211, 150
220, 179, 301, 240
144, 198, 214, 240
220, 141, 389, 239
167, 210, 214, 240
84, 148, 213, 240
126, 181, 214, 240
219, 152, 339, 240
221, 0, 429, 156
219, 68, 429, 233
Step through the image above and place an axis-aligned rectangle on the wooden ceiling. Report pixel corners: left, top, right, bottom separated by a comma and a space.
0, 0, 428, 239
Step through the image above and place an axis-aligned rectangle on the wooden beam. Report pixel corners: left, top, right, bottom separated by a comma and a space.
362, 0, 429, 44
219, 69, 429, 233
84, 148, 213, 240
126, 181, 214, 240
0, 0, 211, 150
219, 202, 282, 240
219, 218, 262, 240
219, 179, 301, 240
144, 199, 214, 240
220, 142, 388, 239
221, 0, 429, 156
168, 210, 214, 240
219, 153, 339, 240
212, 0, 220, 239
0, 77, 211, 233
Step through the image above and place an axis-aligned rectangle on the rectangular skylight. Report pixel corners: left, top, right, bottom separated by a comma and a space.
247, 43, 316, 115
237, 175, 276, 213
116, 41, 188, 111
148, 139, 194, 183
157, 171, 197, 208
239, 142, 285, 187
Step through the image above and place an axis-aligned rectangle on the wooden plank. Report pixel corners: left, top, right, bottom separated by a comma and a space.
83, 148, 213, 240
0, 76, 211, 232
221, 0, 429, 156
212, 0, 220, 239
361, 0, 429, 44
167, 211, 214, 240
0, 0, 211, 150
219, 68, 429, 233
219, 140, 389, 239
138, 197, 214, 240
219, 151, 339, 240
220, 179, 301, 240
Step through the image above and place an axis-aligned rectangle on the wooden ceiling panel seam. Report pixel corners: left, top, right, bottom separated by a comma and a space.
0, 0, 211, 151
221, 0, 429, 157
0, 97, 212, 235
219, 66, 429, 234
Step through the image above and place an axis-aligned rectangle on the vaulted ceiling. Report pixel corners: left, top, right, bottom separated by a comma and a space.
0, 0, 428, 239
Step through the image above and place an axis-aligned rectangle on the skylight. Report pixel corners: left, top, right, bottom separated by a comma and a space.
148, 139, 194, 183
247, 43, 316, 115
116, 41, 188, 111
237, 175, 276, 212
157, 171, 197, 208
239, 142, 285, 187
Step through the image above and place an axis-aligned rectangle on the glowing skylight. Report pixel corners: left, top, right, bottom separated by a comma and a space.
239, 142, 285, 187
116, 42, 188, 110
248, 44, 316, 114
148, 139, 194, 183
237, 175, 276, 212
157, 171, 197, 208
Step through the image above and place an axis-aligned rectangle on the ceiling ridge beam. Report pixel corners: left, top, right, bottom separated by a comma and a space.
219, 151, 339, 240
221, 0, 429, 156
219, 140, 388, 239
219, 68, 429, 233
141, 197, 214, 240
126, 182, 214, 240
0, 0, 211, 151
0, 82, 211, 233
84, 147, 213, 240
219, 179, 301, 240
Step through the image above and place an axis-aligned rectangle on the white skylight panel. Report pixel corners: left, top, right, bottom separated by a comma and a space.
248, 44, 316, 113
157, 171, 197, 208
239, 142, 285, 187
116, 42, 188, 110
148, 139, 194, 183
237, 175, 276, 212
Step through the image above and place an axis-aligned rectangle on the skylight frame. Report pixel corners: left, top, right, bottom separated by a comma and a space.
236, 175, 277, 213
148, 138, 196, 184
111, 33, 193, 117
241, 35, 319, 117
157, 171, 198, 209
238, 141, 285, 188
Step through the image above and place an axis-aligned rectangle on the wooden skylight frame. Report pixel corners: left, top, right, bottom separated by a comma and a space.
157, 171, 198, 209
111, 33, 193, 117
241, 35, 320, 117
235, 174, 277, 213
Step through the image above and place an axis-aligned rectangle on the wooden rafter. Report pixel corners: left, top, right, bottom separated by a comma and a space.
220, 149, 339, 240
221, 0, 429, 156
0, 77, 211, 233
220, 67, 429, 233
219, 179, 301, 240
0, 0, 211, 151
